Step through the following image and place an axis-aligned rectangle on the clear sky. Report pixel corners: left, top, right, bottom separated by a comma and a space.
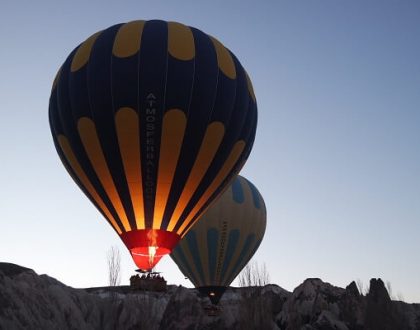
1, 1, 419, 302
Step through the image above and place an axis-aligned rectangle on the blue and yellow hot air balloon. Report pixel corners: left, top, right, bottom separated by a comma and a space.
49, 20, 257, 271
170, 175, 266, 304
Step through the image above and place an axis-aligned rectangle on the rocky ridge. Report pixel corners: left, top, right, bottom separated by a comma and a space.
1, 263, 419, 330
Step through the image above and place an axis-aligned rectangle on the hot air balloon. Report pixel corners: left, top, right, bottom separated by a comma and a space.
49, 20, 257, 271
170, 175, 266, 304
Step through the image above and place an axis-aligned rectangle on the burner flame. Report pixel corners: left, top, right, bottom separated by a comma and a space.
148, 246, 158, 267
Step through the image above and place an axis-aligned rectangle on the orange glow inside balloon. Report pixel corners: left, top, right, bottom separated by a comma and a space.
120, 229, 180, 271
130, 246, 170, 270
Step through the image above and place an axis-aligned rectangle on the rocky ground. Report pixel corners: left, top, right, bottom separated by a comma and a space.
1, 262, 419, 329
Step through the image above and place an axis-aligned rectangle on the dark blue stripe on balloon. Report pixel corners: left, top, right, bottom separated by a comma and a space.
86, 25, 138, 230
186, 230, 206, 285
221, 230, 240, 276
166, 27, 219, 232
55, 45, 126, 232
171, 244, 199, 286
231, 177, 244, 204
227, 235, 263, 285
244, 178, 261, 209
225, 233, 256, 284
207, 228, 219, 283
178, 51, 255, 236
137, 20, 168, 228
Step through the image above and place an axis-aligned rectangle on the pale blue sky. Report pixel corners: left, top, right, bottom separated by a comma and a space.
1, 1, 419, 302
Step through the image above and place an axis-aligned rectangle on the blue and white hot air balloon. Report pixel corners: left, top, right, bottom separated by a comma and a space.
171, 175, 266, 304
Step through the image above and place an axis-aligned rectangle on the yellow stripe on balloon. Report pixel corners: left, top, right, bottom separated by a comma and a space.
178, 140, 246, 236
221, 178, 252, 283
168, 22, 195, 61
112, 20, 145, 58
51, 67, 62, 91
153, 109, 187, 229
178, 236, 202, 286
245, 71, 256, 103
57, 135, 122, 234
209, 36, 236, 79
197, 225, 211, 285
223, 241, 252, 285
224, 178, 267, 285
167, 122, 225, 231
77, 117, 131, 232
115, 107, 145, 230
71, 31, 101, 72
180, 168, 236, 240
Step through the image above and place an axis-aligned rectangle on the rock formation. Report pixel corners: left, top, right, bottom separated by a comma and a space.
1, 263, 419, 329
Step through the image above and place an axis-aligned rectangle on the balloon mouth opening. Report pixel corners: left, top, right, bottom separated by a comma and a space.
120, 229, 181, 272
198, 286, 227, 305
130, 246, 171, 271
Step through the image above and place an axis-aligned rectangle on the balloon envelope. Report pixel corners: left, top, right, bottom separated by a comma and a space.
49, 20, 257, 271
171, 175, 266, 304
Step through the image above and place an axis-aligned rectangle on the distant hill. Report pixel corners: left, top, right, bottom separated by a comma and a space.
1, 262, 419, 329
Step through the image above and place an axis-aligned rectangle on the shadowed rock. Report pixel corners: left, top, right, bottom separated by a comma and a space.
0, 263, 33, 277
1, 263, 419, 329
365, 278, 411, 330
